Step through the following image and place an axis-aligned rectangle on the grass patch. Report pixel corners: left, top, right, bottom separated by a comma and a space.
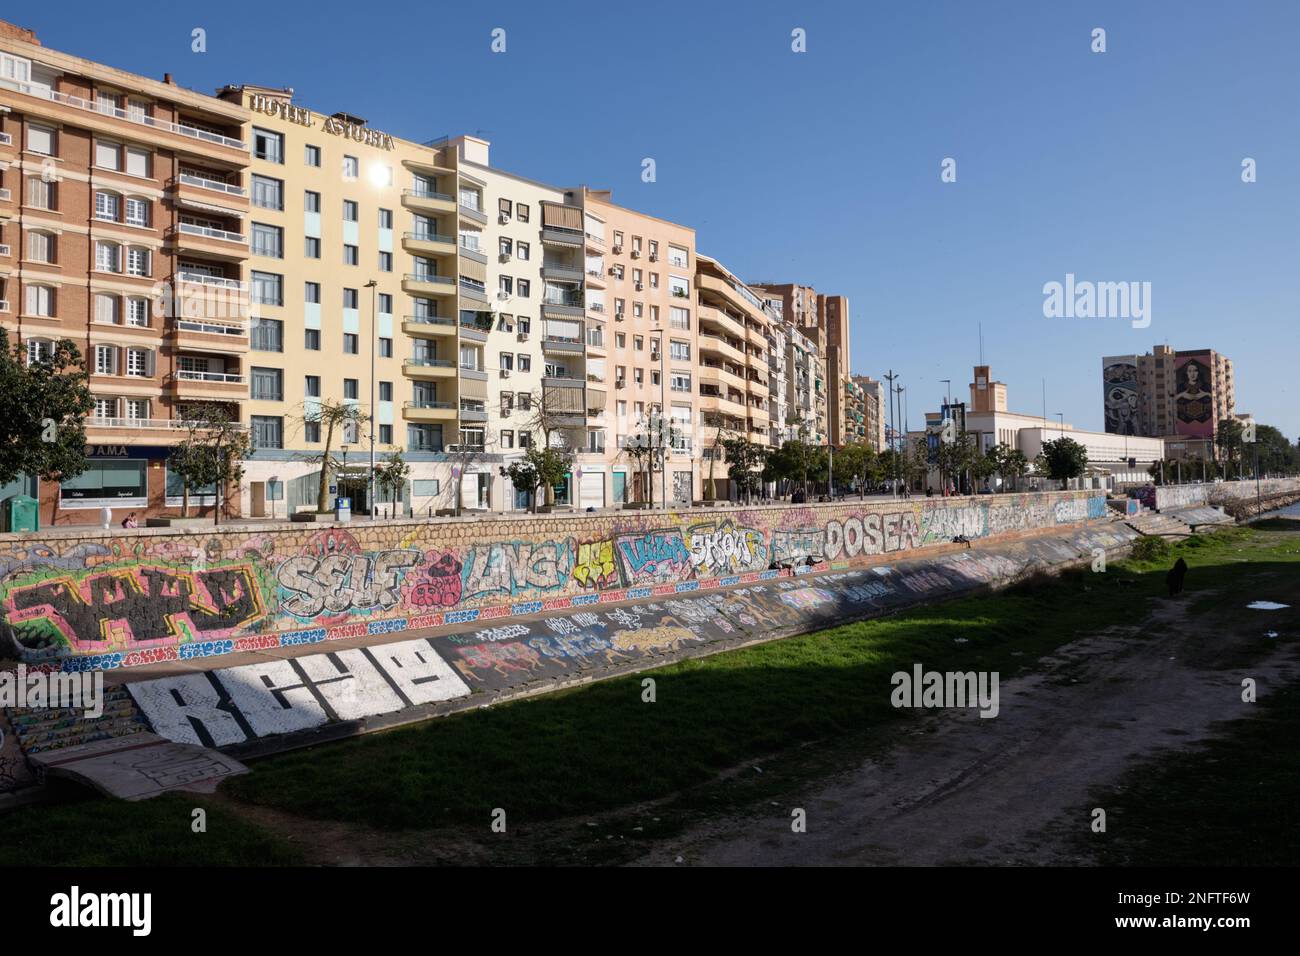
0, 792, 303, 866
1074, 683, 1300, 865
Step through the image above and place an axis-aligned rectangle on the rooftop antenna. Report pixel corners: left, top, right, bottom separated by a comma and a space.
978, 322, 984, 366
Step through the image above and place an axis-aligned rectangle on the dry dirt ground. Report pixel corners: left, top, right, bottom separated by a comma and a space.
205, 537, 1300, 867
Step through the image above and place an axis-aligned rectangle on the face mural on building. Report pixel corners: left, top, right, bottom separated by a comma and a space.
1103, 362, 1139, 435
1175, 357, 1214, 437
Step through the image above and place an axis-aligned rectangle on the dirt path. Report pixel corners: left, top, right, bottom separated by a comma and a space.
630, 590, 1300, 866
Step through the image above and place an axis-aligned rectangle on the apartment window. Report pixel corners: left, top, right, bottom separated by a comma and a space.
305, 281, 321, 304
616, 332, 626, 348
378, 293, 393, 313
372, 381, 391, 404
252, 416, 284, 449
27, 124, 54, 156
518, 392, 532, 412
94, 345, 117, 376
253, 128, 283, 163
634, 336, 644, 351
343, 288, 359, 309
25, 285, 54, 317
343, 199, 359, 222
343, 156, 359, 180
27, 177, 54, 210
251, 367, 283, 401
499, 276, 513, 296
252, 175, 284, 210
500, 353, 514, 372
516, 241, 530, 261
95, 140, 121, 171
125, 348, 152, 378
518, 354, 531, 372
305, 375, 321, 398
670, 306, 690, 330
500, 393, 514, 416
305, 144, 321, 167
518, 430, 532, 449
94, 293, 118, 325
305, 190, 321, 213
251, 318, 284, 352
304, 328, 321, 350
517, 278, 531, 298
379, 337, 393, 358
126, 247, 150, 277
304, 421, 321, 443
251, 271, 283, 306
125, 399, 149, 421
93, 397, 117, 420
500, 430, 514, 449
634, 368, 643, 384
499, 237, 513, 258
379, 424, 393, 444
649, 273, 660, 289
517, 317, 531, 335
252, 223, 284, 258
669, 276, 690, 298
671, 373, 692, 393
648, 240, 659, 259
127, 297, 149, 328
305, 236, 321, 258
125, 197, 149, 227
343, 333, 359, 354
379, 208, 393, 229
27, 231, 54, 263
126, 147, 150, 178
516, 204, 529, 223
344, 244, 359, 265
95, 191, 120, 222
651, 370, 661, 386
344, 379, 359, 400
670, 340, 691, 362
613, 231, 624, 248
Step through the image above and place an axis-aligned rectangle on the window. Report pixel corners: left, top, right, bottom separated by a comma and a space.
343, 333, 359, 354
516, 204, 529, 223
251, 367, 283, 401
125, 348, 151, 378
500, 430, 514, 449
305, 236, 321, 258
343, 288, 359, 309
668, 245, 689, 268
670, 306, 690, 330
379, 424, 393, 444
343, 199, 358, 222
634, 335, 644, 351
27, 177, 53, 210
500, 393, 514, 416
499, 353, 514, 372
671, 373, 692, 393
26, 339, 53, 364
669, 275, 690, 298
252, 223, 283, 258
95, 242, 120, 273
516, 241, 530, 261
305, 375, 321, 398
253, 128, 283, 163
344, 244, 358, 265
95, 191, 120, 221
304, 421, 320, 443
343, 156, 359, 180
518, 431, 532, 449
670, 340, 691, 362
25, 285, 54, 316
378, 381, 393, 402
125, 399, 149, 421
304, 281, 321, 304
28, 124, 54, 156
305, 190, 321, 213
305, 328, 321, 350
126, 147, 149, 178
252, 416, 284, 449
251, 318, 284, 352
125, 247, 150, 277
94, 293, 118, 325
379, 208, 393, 229
518, 354, 532, 372
378, 251, 392, 272
517, 317, 531, 334
95, 140, 120, 170
344, 379, 359, 400
93, 397, 117, 420
517, 279, 530, 298
125, 197, 149, 227
379, 337, 393, 357
126, 297, 149, 327
518, 392, 532, 411
94, 345, 117, 375
27, 230, 54, 263
251, 271, 284, 306
499, 276, 513, 296
252, 175, 284, 210
378, 293, 392, 313
304, 144, 321, 167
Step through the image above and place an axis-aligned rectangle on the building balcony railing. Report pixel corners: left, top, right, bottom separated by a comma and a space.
176, 173, 247, 197
88, 416, 248, 432
405, 356, 456, 368
458, 203, 488, 225
176, 317, 248, 337
177, 270, 247, 291
175, 370, 245, 385
0, 78, 247, 149
177, 222, 247, 244
458, 406, 488, 422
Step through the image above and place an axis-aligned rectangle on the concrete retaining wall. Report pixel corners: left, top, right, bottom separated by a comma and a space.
0, 491, 1108, 673
1151, 478, 1300, 512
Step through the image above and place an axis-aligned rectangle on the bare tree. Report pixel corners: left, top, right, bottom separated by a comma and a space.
524, 384, 585, 506
290, 399, 370, 513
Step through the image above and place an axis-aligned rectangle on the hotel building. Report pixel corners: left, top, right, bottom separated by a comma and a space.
1, 20, 251, 525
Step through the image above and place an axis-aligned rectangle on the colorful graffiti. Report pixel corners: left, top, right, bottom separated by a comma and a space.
0, 491, 1120, 668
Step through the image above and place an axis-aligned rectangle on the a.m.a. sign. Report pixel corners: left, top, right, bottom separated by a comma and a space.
83, 445, 171, 459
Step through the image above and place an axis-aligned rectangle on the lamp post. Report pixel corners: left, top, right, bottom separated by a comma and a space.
366, 279, 378, 520
269, 474, 279, 521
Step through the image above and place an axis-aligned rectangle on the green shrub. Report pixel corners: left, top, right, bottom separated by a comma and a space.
1130, 536, 1173, 562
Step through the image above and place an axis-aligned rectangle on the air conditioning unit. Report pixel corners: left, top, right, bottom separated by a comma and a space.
497, 291, 510, 300
608, 267, 618, 275
650, 353, 660, 362
499, 212, 511, 224
615, 380, 626, 389
630, 249, 641, 259
612, 245, 623, 254
634, 282, 643, 291
500, 368, 511, 378
499, 252, 512, 263
615, 312, 625, 322
648, 253, 659, 262
517, 331, 529, 342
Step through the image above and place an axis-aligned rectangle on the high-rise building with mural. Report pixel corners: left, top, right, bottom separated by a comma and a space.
1102, 346, 1235, 454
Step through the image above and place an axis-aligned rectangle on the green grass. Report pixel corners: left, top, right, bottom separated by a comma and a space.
221, 528, 1297, 832
0, 793, 303, 866
1076, 683, 1300, 866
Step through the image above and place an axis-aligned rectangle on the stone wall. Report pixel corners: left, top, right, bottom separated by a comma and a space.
1152, 478, 1300, 511
0, 491, 1108, 672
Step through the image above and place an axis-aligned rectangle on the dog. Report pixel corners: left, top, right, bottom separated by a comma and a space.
1166, 557, 1188, 597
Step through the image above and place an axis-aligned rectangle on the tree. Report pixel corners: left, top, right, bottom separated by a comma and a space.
721, 436, 767, 503
502, 445, 572, 513
935, 431, 978, 494
1037, 436, 1089, 489
165, 404, 251, 525
292, 399, 370, 513
373, 452, 410, 518
703, 413, 731, 501
989, 442, 1029, 491
620, 414, 678, 508
833, 442, 878, 499
526, 385, 586, 506
0, 330, 94, 492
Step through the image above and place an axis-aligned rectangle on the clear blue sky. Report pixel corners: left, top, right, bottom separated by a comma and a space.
19, 0, 1300, 437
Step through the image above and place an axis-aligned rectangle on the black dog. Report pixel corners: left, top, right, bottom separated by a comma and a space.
1166, 557, 1188, 597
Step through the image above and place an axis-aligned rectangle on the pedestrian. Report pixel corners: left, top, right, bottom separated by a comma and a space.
122, 512, 139, 529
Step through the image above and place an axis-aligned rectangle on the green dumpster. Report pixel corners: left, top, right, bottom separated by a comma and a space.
4, 495, 38, 533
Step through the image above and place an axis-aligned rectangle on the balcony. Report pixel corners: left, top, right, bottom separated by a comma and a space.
171, 369, 247, 399
542, 336, 584, 354
540, 226, 583, 248
458, 319, 490, 343
698, 391, 747, 417
458, 244, 488, 267
171, 222, 248, 259
585, 269, 607, 289
402, 188, 456, 215
458, 280, 490, 305
172, 174, 249, 216
402, 232, 457, 257
458, 203, 488, 226
541, 296, 585, 318
86, 416, 249, 438
697, 303, 747, 340
402, 315, 457, 338
174, 316, 248, 354
403, 357, 457, 379
403, 400, 457, 423
402, 273, 456, 298
698, 333, 747, 365
458, 404, 488, 423
0, 79, 247, 159
541, 264, 584, 283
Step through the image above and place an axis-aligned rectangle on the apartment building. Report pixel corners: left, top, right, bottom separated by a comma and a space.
819, 293, 852, 444
581, 189, 697, 505
751, 282, 829, 443
854, 375, 886, 451
1, 20, 251, 525
761, 296, 790, 447
1102, 345, 1235, 457
696, 255, 772, 499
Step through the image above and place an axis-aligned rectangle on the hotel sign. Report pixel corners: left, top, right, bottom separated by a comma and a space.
247, 94, 394, 151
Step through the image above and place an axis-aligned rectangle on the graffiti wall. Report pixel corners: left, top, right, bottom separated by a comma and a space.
1103, 357, 1139, 435
1152, 478, 1300, 512
1174, 354, 1215, 439
0, 491, 1108, 672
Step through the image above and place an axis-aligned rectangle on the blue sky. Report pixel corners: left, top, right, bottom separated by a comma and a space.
18, 0, 1300, 436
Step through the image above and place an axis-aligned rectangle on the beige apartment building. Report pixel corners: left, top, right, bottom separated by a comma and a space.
1102, 345, 1236, 459
1, 20, 252, 526
854, 375, 886, 451
751, 282, 829, 443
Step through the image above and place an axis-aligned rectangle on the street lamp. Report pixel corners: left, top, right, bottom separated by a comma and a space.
365, 279, 378, 521
269, 474, 279, 521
